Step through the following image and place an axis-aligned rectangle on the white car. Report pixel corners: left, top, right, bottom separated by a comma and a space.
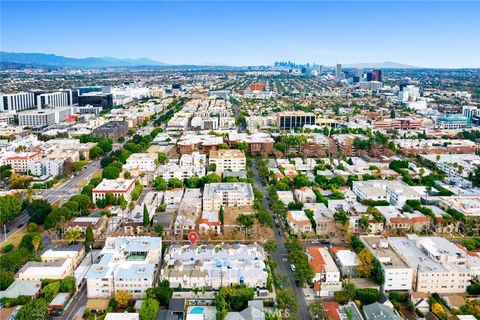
290, 264, 296, 272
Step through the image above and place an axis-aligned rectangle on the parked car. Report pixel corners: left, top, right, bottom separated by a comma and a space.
290, 264, 296, 272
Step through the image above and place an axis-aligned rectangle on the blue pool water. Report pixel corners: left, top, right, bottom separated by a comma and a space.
190, 307, 205, 314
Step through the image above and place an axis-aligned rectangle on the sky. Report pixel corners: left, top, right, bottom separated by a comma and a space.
1, 1, 479, 68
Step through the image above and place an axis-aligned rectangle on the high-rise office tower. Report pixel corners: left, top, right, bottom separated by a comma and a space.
372, 70, 382, 82
336, 64, 342, 80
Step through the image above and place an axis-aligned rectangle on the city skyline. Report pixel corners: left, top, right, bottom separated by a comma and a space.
1, 1, 479, 68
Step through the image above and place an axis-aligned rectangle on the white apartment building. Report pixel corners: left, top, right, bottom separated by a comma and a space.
307, 246, 342, 297
92, 179, 136, 203
4, 151, 41, 173
295, 187, 317, 203
161, 243, 267, 289
156, 153, 206, 181
388, 235, 480, 294
174, 188, 203, 236
27, 158, 65, 177
203, 183, 254, 211
287, 210, 313, 234
276, 190, 295, 206
18, 107, 73, 128
16, 259, 74, 281
352, 180, 421, 207
208, 149, 246, 174
361, 236, 413, 291
1, 92, 36, 112
124, 153, 158, 172
85, 237, 162, 299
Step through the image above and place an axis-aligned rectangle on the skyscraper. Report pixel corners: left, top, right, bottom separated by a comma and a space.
372, 70, 382, 82
336, 64, 342, 80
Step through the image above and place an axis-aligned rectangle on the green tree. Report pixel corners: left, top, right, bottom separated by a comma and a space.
0, 269, 14, 290
89, 146, 104, 159
140, 298, 159, 320
157, 152, 168, 165
0, 195, 22, 225
42, 281, 60, 302
168, 178, 184, 189
102, 165, 121, 179
309, 301, 327, 320
15, 298, 49, 320
264, 240, 277, 254
143, 204, 150, 227
202, 173, 222, 184
355, 288, 380, 305
153, 177, 168, 190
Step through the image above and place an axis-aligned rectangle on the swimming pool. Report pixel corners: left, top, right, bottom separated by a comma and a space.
190, 307, 205, 314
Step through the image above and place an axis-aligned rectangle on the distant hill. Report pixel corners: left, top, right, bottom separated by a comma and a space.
343, 61, 420, 69
0, 52, 167, 68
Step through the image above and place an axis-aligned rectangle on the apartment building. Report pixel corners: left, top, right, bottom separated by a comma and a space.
330, 247, 360, 277
203, 183, 254, 211
437, 196, 480, 218
161, 243, 267, 289
16, 259, 74, 281
388, 234, 480, 294
156, 153, 206, 181
361, 236, 413, 291
295, 187, 317, 203
92, 179, 136, 203
307, 246, 342, 297
286, 210, 313, 234
208, 149, 246, 174
91, 121, 129, 142
4, 151, 41, 173
27, 158, 65, 177
174, 188, 202, 236
303, 203, 336, 237
85, 237, 162, 299
352, 180, 421, 207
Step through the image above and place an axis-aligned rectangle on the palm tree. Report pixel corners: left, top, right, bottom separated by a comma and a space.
32, 234, 42, 258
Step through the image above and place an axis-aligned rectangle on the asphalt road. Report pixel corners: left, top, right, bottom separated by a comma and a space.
0, 158, 101, 244
251, 159, 311, 320
54, 283, 87, 320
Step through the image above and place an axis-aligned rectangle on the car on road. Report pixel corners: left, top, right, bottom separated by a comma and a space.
311, 240, 319, 244
17, 224, 24, 229
278, 231, 283, 236
6, 229, 10, 234
290, 264, 296, 272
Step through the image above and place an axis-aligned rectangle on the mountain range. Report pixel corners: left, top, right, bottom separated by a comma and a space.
0, 52, 167, 68
1, 52, 422, 69
343, 61, 420, 69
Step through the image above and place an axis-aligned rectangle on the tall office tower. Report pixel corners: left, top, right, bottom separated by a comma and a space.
366, 72, 372, 81
372, 69, 382, 82
319, 65, 323, 75
336, 64, 342, 80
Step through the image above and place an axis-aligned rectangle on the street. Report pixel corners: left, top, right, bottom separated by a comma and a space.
251, 159, 311, 320
54, 284, 87, 320
0, 158, 101, 244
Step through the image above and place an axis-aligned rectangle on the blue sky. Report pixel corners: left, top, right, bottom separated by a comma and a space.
1, 1, 479, 68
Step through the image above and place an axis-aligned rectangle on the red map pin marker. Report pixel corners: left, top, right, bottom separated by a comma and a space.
188, 231, 198, 245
